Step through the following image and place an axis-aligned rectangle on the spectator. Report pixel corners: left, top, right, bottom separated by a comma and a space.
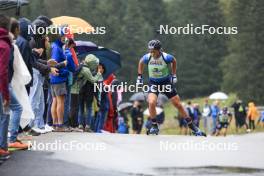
70, 54, 103, 131
211, 100, 220, 135
29, 17, 58, 134
247, 102, 259, 131
177, 102, 188, 135
193, 103, 201, 127
16, 18, 57, 95
111, 79, 120, 132
63, 38, 77, 128
101, 74, 116, 133
16, 18, 58, 135
231, 100, 250, 132
202, 98, 212, 134
257, 111, 264, 127
94, 70, 110, 133
130, 101, 144, 134
118, 108, 129, 134
186, 101, 194, 120
0, 14, 11, 158
16, 18, 33, 94
50, 28, 71, 132
7, 18, 29, 149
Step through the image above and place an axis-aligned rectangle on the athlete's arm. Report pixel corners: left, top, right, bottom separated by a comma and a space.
171, 57, 177, 75
138, 59, 144, 75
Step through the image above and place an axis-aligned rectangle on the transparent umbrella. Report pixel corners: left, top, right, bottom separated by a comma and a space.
209, 92, 228, 100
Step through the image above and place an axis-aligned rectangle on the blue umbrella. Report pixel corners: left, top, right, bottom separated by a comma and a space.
79, 47, 121, 79
74, 40, 98, 56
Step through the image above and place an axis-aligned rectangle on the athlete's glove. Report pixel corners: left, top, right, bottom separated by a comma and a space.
136, 74, 143, 85
170, 74, 177, 84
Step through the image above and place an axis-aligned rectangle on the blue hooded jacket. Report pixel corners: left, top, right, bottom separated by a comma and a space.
50, 39, 69, 84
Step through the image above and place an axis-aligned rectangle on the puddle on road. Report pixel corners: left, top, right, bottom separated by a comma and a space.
152, 166, 264, 176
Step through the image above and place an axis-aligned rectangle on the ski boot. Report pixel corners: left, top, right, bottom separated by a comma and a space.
185, 117, 206, 137
192, 129, 207, 137
146, 123, 159, 135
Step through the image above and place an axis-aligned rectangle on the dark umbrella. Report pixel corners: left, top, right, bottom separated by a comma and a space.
129, 92, 148, 102
79, 47, 121, 79
117, 102, 133, 112
75, 40, 98, 56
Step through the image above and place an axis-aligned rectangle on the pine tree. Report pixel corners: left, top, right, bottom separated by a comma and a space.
166, 0, 228, 98
221, 0, 264, 104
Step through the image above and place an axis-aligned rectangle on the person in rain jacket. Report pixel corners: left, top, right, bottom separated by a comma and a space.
231, 100, 250, 132
63, 38, 77, 128
70, 54, 103, 130
28, 17, 58, 133
16, 18, 58, 95
247, 102, 260, 130
202, 98, 212, 133
49, 28, 75, 132
102, 74, 117, 133
8, 18, 31, 149
211, 101, 220, 135
131, 101, 144, 134
0, 14, 11, 157
193, 103, 201, 127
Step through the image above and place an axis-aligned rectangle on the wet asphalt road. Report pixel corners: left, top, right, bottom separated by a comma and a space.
1, 132, 264, 176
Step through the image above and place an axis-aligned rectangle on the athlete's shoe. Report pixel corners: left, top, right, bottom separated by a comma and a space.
147, 123, 159, 135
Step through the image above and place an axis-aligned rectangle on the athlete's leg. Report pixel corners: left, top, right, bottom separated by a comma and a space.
170, 95, 188, 117
170, 95, 206, 136
215, 129, 220, 136
148, 93, 158, 119
146, 93, 159, 134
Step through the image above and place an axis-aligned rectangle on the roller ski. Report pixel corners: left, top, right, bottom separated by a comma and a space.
192, 129, 207, 137
146, 121, 159, 135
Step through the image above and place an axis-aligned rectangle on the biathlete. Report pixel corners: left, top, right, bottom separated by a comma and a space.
137, 39, 206, 136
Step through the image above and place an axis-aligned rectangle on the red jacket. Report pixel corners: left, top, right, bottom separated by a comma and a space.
0, 28, 11, 101
103, 74, 117, 132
